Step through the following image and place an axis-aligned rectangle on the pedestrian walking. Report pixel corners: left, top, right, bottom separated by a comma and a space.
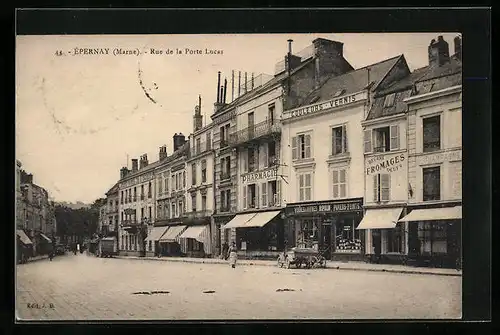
228, 242, 237, 268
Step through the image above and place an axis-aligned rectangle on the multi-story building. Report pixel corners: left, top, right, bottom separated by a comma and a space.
146, 133, 190, 257
213, 37, 355, 259
17, 169, 55, 256
399, 35, 462, 268
118, 154, 158, 257
357, 35, 462, 268
282, 54, 409, 261
181, 99, 215, 257
104, 183, 120, 237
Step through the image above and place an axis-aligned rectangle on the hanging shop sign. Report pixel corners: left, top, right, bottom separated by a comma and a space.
285, 198, 363, 216
366, 152, 407, 176
283, 91, 367, 120
241, 167, 278, 184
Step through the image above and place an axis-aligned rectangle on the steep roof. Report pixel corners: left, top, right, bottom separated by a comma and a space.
366, 57, 462, 121
298, 55, 402, 107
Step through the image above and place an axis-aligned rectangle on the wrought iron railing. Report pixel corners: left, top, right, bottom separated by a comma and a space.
186, 210, 212, 219
229, 119, 280, 146
220, 139, 229, 148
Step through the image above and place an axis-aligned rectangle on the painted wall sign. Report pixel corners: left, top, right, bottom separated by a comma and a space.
286, 199, 363, 216
283, 91, 367, 120
241, 167, 278, 184
417, 149, 462, 166
366, 152, 407, 176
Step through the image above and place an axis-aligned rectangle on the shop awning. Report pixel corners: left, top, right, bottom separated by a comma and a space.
243, 210, 281, 228
356, 208, 404, 230
179, 225, 209, 244
17, 230, 32, 245
222, 213, 257, 229
159, 225, 186, 242
145, 226, 170, 242
39, 233, 52, 243
399, 206, 462, 222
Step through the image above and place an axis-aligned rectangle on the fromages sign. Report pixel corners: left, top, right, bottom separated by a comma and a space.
366, 152, 407, 176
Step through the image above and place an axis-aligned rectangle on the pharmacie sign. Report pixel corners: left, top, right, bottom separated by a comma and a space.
366, 152, 407, 176
241, 167, 278, 184
284, 91, 367, 120
286, 199, 363, 216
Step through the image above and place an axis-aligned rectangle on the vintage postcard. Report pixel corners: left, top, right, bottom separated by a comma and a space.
15, 32, 462, 321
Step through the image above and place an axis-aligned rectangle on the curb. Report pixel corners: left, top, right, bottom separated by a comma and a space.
114, 256, 462, 277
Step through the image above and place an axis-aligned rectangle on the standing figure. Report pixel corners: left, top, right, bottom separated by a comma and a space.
228, 242, 237, 268
221, 241, 229, 260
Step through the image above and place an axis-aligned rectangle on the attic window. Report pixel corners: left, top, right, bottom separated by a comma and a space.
309, 95, 320, 103
383, 93, 396, 107
333, 89, 346, 98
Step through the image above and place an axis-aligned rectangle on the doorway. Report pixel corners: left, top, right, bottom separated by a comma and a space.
322, 223, 332, 260
372, 230, 382, 263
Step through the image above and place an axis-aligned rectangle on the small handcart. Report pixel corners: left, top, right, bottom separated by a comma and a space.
277, 247, 327, 269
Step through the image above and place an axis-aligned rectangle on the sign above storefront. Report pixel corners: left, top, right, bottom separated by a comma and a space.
241, 167, 278, 184
285, 198, 363, 216
366, 152, 407, 176
416, 149, 461, 166
283, 91, 367, 120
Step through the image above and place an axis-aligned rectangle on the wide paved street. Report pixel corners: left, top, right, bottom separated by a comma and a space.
16, 253, 462, 320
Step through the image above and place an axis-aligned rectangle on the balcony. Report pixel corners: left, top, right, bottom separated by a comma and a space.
220, 139, 229, 149
220, 205, 231, 213
229, 119, 281, 147
220, 172, 231, 181
190, 141, 212, 158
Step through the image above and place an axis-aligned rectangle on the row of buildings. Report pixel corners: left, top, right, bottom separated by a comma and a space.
98, 35, 462, 268
16, 161, 57, 259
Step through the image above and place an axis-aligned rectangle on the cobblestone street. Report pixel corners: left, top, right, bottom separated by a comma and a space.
16, 253, 462, 320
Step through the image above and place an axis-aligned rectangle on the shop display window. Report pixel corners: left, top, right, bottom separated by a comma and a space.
417, 221, 448, 255
335, 218, 361, 253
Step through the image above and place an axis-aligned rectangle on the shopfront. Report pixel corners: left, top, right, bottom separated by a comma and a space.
285, 198, 364, 261
399, 202, 461, 269
158, 224, 186, 256
178, 223, 211, 258
222, 209, 285, 260
213, 214, 235, 257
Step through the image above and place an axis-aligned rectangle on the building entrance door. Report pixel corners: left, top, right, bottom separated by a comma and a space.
322, 224, 332, 260
372, 230, 382, 263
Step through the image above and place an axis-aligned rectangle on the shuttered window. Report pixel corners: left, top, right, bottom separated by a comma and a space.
364, 129, 372, 153
390, 124, 400, 150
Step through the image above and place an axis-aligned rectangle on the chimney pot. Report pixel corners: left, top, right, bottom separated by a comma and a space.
428, 35, 450, 67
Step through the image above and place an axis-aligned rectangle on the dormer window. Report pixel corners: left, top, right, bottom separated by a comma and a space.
383, 93, 396, 107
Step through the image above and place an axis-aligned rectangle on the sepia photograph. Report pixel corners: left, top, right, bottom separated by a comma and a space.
15, 31, 463, 321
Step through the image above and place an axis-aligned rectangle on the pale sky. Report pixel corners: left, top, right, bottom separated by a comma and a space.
16, 33, 459, 203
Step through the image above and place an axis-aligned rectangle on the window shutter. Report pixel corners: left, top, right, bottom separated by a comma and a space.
305, 173, 312, 200
255, 184, 259, 208
332, 169, 339, 199
390, 124, 400, 150
263, 145, 268, 168
342, 125, 348, 153
364, 130, 372, 153
242, 154, 248, 173
299, 175, 304, 201
305, 134, 311, 158
276, 180, 281, 206
381, 174, 390, 201
373, 174, 379, 202
261, 182, 267, 207
243, 186, 247, 209
292, 136, 298, 160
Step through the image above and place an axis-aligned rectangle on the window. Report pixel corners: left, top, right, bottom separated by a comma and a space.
269, 180, 278, 206
383, 93, 396, 107
202, 195, 207, 211
196, 138, 201, 154
201, 160, 207, 183
387, 224, 403, 253
268, 141, 277, 166
221, 156, 231, 179
157, 203, 162, 219
158, 178, 163, 196
248, 148, 256, 172
172, 203, 176, 218
332, 125, 348, 155
261, 182, 268, 207
149, 207, 152, 220
423, 115, 441, 152
423, 166, 441, 201
171, 175, 175, 191
148, 182, 152, 198
133, 187, 137, 201
373, 174, 390, 202
183, 172, 186, 188
179, 199, 184, 216
248, 184, 257, 208
298, 173, 312, 201
242, 185, 247, 209
268, 103, 276, 125
121, 212, 124, 222
191, 193, 197, 212
141, 208, 144, 220
292, 134, 312, 160
165, 177, 169, 193
206, 133, 212, 150
332, 169, 347, 199
418, 221, 448, 255
372, 127, 390, 152
192, 163, 197, 185
121, 191, 124, 204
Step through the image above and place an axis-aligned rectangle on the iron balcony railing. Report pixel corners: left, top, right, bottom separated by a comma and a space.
220, 139, 229, 148
229, 119, 281, 147
186, 210, 212, 219
220, 171, 231, 181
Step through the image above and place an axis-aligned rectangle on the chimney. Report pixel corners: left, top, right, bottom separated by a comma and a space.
223, 78, 227, 103
284, 39, 302, 74
21, 171, 34, 184
311, 38, 346, 86
251, 73, 254, 90
428, 35, 450, 67
193, 103, 203, 132
220, 86, 224, 104
216, 71, 221, 103
454, 35, 462, 61
131, 159, 138, 172
244, 72, 248, 93
173, 133, 187, 152
139, 154, 148, 169
159, 145, 168, 160
120, 167, 129, 179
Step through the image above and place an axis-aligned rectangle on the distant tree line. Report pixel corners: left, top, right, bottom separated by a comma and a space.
54, 198, 106, 240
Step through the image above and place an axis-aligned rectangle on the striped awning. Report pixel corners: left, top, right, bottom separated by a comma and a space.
145, 226, 170, 242
17, 230, 33, 245
159, 225, 186, 242
179, 225, 211, 254
399, 206, 462, 222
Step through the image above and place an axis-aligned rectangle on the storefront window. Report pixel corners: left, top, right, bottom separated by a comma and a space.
335, 218, 361, 253
297, 219, 319, 248
387, 224, 403, 253
418, 221, 448, 255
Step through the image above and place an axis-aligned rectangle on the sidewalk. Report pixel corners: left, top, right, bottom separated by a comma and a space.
114, 255, 462, 277
18, 254, 49, 264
